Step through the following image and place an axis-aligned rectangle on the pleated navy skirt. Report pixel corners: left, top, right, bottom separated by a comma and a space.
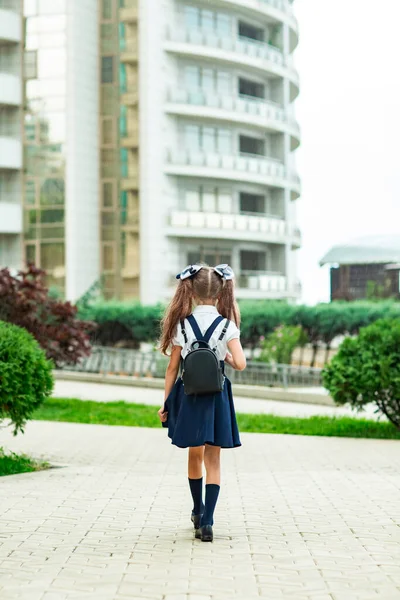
162, 377, 241, 449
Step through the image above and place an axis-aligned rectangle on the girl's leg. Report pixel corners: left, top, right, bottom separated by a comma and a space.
202, 445, 221, 527
188, 446, 204, 479
188, 446, 204, 517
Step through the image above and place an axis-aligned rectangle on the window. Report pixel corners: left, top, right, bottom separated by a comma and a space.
25, 180, 36, 205
102, 244, 115, 271
240, 250, 266, 272
239, 78, 265, 99
102, 182, 114, 208
120, 64, 127, 93
238, 21, 265, 42
119, 23, 126, 51
40, 178, 65, 206
217, 71, 231, 94
120, 191, 128, 224
184, 125, 232, 154
218, 129, 232, 154
119, 106, 127, 137
102, 118, 114, 144
188, 249, 232, 266
120, 148, 128, 177
102, 0, 112, 20
25, 244, 37, 265
101, 56, 114, 83
240, 193, 265, 214
41, 242, 65, 271
184, 6, 199, 29
184, 66, 200, 89
216, 14, 231, 36
240, 135, 265, 156
39, 209, 64, 224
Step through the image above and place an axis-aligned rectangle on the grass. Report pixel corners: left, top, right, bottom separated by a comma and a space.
0, 447, 49, 477
32, 398, 400, 441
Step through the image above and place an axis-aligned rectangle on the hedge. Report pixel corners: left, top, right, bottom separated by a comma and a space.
79, 300, 400, 362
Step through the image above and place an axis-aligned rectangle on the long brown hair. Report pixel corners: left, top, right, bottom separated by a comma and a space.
160, 265, 240, 355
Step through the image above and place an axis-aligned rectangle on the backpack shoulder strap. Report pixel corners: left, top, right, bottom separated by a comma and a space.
212, 319, 230, 351
218, 319, 230, 342
180, 320, 188, 345
203, 316, 224, 344
186, 314, 204, 341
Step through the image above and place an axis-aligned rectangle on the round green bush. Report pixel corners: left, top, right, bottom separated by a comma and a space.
323, 318, 400, 428
0, 321, 54, 435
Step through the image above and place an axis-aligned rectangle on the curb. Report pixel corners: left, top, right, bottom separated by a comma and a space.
54, 370, 334, 407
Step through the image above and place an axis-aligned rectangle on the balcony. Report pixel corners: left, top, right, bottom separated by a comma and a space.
165, 29, 299, 100
120, 6, 138, 23
168, 210, 300, 246
166, 150, 300, 197
121, 92, 138, 106
0, 7, 21, 44
121, 130, 139, 149
238, 271, 301, 299
121, 174, 139, 191
120, 50, 138, 64
0, 137, 22, 169
217, 0, 299, 50
166, 89, 300, 150
0, 201, 22, 234
0, 73, 21, 107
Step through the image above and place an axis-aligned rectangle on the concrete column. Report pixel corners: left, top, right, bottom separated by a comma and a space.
65, 0, 100, 301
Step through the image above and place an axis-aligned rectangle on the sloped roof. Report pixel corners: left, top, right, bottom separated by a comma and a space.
320, 235, 400, 266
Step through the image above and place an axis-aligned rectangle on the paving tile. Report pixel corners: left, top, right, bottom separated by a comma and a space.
0, 421, 399, 600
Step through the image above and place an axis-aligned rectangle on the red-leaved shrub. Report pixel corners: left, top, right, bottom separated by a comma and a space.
0, 265, 95, 367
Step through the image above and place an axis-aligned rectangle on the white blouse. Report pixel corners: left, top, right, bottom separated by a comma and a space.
172, 305, 240, 361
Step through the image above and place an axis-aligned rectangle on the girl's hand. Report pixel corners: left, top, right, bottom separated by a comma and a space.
158, 406, 168, 422
225, 352, 235, 368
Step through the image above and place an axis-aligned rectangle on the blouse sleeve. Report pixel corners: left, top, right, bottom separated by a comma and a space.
172, 322, 184, 348
226, 321, 240, 343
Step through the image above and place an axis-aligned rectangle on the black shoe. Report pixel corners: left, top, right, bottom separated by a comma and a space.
200, 524, 213, 542
191, 512, 202, 530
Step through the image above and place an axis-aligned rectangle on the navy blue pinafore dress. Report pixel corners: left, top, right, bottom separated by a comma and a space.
162, 315, 241, 449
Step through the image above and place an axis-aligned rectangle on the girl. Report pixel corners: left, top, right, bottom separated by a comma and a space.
158, 263, 246, 542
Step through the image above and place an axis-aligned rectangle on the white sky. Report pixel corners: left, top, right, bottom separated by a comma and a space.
293, 0, 400, 304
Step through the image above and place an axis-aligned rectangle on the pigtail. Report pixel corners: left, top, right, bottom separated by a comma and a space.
218, 279, 241, 327
160, 278, 193, 355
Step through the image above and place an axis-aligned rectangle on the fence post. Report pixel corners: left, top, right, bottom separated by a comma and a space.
282, 364, 288, 389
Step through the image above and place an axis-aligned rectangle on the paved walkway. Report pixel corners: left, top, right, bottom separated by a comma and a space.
53, 380, 380, 420
1, 421, 400, 599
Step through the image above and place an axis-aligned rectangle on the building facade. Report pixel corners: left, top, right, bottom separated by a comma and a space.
321, 236, 400, 301
6, 0, 300, 304
22, 0, 99, 299
0, 0, 23, 272
139, 0, 301, 304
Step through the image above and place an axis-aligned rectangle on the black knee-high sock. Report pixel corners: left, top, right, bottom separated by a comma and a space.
201, 484, 220, 526
188, 477, 203, 515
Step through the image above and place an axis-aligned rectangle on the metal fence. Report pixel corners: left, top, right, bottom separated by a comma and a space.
62, 347, 323, 389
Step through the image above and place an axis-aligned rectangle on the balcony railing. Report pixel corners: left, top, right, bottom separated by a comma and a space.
167, 89, 299, 134
170, 210, 288, 237
167, 149, 286, 180
239, 271, 287, 292
167, 28, 287, 69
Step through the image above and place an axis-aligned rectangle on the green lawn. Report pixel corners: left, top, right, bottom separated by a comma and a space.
0, 447, 49, 477
32, 398, 400, 441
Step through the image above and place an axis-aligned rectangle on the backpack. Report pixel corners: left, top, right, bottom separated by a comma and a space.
180, 314, 230, 396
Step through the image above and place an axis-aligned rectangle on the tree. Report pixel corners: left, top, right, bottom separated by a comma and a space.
323, 319, 400, 428
0, 321, 53, 435
0, 265, 94, 367
258, 324, 307, 365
